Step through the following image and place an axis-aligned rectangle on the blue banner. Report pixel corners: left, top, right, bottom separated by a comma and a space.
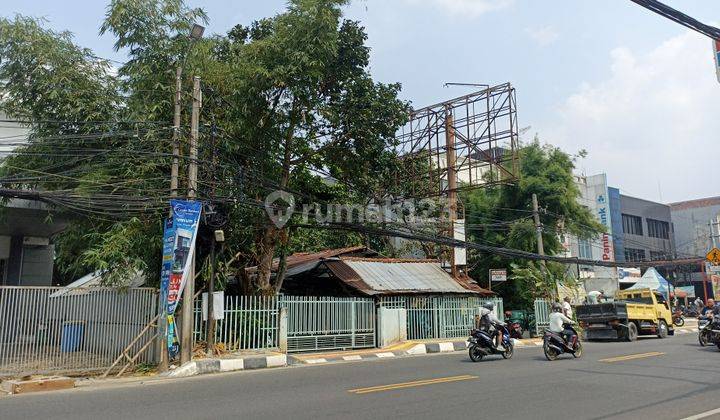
160, 200, 202, 358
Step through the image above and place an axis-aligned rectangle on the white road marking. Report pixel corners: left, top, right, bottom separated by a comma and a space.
342, 355, 362, 361
680, 407, 720, 420
305, 358, 327, 364
376, 352, 396, 358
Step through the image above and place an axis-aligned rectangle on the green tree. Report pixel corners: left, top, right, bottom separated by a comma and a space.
0, 0, 409, 291
465, 139, 604, 309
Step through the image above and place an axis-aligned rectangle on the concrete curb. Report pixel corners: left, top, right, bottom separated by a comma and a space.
166, 354, 286, 378
290, 337, 553, 366
291, 340, 471, 365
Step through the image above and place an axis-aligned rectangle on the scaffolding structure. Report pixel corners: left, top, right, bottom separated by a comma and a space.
395, 82, 519, 198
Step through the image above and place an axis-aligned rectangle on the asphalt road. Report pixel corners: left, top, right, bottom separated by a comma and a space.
2, 332, 719, 420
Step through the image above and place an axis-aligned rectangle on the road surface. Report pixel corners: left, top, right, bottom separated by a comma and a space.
1, 332, 718, 420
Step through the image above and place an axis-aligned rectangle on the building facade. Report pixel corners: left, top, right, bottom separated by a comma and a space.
0, 113, 65, 286
563, 174, 675, 294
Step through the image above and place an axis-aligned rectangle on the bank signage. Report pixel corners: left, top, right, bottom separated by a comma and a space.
596, 193, 614, 261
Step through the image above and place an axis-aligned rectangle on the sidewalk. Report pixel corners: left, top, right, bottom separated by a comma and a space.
289, 336, 544, 365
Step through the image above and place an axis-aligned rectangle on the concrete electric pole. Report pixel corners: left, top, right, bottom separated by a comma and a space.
180, 76, 201, 365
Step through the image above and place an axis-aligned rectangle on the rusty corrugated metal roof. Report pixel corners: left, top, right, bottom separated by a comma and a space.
244, 245, 367, 275
324, 258, 490, 295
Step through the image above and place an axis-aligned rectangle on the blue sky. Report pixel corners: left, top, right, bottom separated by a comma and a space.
4, 0, 720, 203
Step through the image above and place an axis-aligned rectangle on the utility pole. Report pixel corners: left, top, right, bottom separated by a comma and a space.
445, 107, 458, 278
206, 123, 218, 357
158, 65, 184, 373
171, 66, 183, 197
180, 76, 201, 365
532, 193, 553, 298
532, 194, 546, 263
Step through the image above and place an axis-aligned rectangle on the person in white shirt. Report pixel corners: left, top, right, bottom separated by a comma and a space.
562, 296, 573, 319
549, 303, 576, 346
587, 290, 605, 304
479, 302, 504, 348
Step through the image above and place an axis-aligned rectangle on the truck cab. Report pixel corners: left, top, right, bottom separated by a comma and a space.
576, 288, 674, 341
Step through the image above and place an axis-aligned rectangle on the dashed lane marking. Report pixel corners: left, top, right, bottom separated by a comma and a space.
348, 375, 478, 395
599, 351, 665, 363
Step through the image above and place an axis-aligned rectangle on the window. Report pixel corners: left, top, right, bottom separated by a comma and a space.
625, 247, 646, 262
647, 218, 670, 239
625, 294, 653, 305
622, 214, 643, 236
578, 238, 593, 259
649, 251, 667, 261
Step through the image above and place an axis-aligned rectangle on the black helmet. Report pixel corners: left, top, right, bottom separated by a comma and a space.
482, 302, 495, 310
552, 303, 563, 312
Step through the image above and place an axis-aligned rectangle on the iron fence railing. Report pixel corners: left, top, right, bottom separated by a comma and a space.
0, 286, 157, 376
377, 296, 504, 340
192, 295, 279, 351
280, 296, 375, 352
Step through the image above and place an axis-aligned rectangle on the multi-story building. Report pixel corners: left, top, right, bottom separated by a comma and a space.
563, 173, 675, 295
0, 112, 65, 286
669, 196, 720, 293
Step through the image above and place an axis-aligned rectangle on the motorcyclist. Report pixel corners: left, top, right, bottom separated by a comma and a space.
549, 302, 576, 347
479, 302, 505, 348
701, 299, 716, 318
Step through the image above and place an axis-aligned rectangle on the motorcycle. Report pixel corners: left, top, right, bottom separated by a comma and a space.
543, 324, 582, 361
504, 312, 525, 339
672, 310, 685, 327
683, 307, 699, 318
698, 316, 720, 348
468, 324, 514, 362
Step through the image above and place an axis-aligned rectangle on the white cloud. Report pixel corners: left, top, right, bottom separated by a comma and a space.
404, 0, 514, 18
543, 31, 720, 203
525, 25, 559, 46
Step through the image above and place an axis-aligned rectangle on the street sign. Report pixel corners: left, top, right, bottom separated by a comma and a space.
707, 247, 720, 265
714, 39, 720, 84
489, 269, 507, 283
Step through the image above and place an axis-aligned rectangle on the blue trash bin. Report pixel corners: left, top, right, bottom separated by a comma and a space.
60, 321, 85, 352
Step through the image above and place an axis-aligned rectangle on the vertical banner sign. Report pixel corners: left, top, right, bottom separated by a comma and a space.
160, 200, 202, 358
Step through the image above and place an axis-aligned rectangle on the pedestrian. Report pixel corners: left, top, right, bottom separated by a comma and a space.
562, 296, 573, 319
695, 297, 704, 312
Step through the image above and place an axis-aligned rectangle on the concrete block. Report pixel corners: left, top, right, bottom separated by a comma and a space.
242, 357, 267, 370
265, 354, 286, 368
438, 342, 455, 352
2, 376, 75, 395
219, 358, 244, 372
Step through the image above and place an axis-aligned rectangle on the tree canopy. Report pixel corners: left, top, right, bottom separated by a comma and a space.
464, 140, 604, 309
0, 0, 409, 291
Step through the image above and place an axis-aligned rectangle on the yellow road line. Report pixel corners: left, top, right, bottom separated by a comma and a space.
599, 351, 665, 363
348, 375, 477, 395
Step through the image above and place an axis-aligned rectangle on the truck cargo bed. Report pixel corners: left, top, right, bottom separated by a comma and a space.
576, 302, 628, 322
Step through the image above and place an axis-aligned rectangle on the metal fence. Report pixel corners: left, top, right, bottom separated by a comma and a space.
281, 296, 375, 352
0, 286, 158, 376
378, 296, 504, 340
193, 295, 279, 351
534, 298, 551, 336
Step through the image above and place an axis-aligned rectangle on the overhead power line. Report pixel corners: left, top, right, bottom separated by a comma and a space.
629, 0, 720, 40
293, 221, 705, 269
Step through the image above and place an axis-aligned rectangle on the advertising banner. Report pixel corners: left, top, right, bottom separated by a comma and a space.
159, 200, 202, 357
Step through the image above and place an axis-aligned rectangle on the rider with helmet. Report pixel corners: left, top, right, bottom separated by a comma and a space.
549, 302, 576, 347
479, 301, 505, 348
